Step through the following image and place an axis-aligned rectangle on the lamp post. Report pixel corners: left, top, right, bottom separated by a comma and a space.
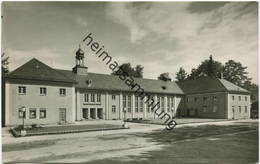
122, 107, 128, 128
21, 106, 26, 130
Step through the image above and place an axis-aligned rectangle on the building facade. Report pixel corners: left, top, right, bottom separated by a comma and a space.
4, 49, 250, 126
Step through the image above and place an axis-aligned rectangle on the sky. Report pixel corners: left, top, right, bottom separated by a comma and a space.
1, 2, 259, 83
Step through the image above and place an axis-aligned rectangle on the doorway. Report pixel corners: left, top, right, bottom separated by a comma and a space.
82, 108, 89, 119
97, 108, 103, 119
90, 108, 96, 119
59, 108, 66, 123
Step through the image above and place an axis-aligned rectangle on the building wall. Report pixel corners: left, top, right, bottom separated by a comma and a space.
183, 92, 227, 119
5, 79, 74, 126
227, 94, 250, 119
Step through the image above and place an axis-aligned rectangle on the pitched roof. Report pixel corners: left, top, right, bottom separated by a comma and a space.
6, 58, 76, 83
56, 69, 184, 95
177, 77, 250, 94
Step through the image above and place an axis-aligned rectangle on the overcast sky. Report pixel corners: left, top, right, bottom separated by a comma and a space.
2, 2, 258, 83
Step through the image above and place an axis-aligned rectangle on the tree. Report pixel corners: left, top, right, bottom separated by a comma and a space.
2, 53, 9, 75
158, 73, 172, 81
111, 63, 143, 78
2, 53, 9, 127
243, 80, 258, 102
175, 67, 187, 81
223, 60, 252, 87
187, 55, 223, 80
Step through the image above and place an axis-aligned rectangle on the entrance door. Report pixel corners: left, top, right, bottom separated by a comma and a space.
90, 108, 96, 119
82, 108, 88, 119
59, 108, 66, 123
97, 108, 103, 119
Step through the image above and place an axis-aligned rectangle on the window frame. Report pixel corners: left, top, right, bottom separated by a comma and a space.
18, 109, 25, 119
18, 86, 26, 95
39, 108, 47, 119
90, 93, 95, 102
97, 94, 101, 103
40, 87, 47, 96
112, 105, 116, 113
29, 108, 37, 119
59, 88, 66, 96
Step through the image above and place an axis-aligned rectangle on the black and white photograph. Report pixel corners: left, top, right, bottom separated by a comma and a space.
1, 1, 259, 163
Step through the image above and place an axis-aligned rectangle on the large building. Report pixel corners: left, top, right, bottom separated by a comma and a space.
4, 48, 251, 126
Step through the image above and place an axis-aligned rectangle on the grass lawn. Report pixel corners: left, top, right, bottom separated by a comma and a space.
86, 121, 258, 164
11, 124, 126, 137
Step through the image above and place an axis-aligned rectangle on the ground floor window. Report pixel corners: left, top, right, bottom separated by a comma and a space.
245, 106, 248, 113
127, 95, 131, 113
40, 109, 47, 119
213, 106, 217, 112
203, 106, 207, 112
239, 106, 241, 113
18, 109, 25, 119
112, 105, 116, 113
29, 108, 36, 119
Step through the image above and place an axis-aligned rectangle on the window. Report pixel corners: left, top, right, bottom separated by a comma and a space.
232, 106, 235, 112
140, 98, 143, 112
203, 106, 207, 112
194, 97, 198, 102
40, 109, 46, 119
60, 88, 66, 96
161, 97, 165, 111
245, 96, 247, 101
112, 105, 116, 113
239, 106, 241, 113
167, 97, 170, 112
91, 93, 95, 102
135, 97, 139, 112
213, 106, 217, 112
29, 108, 36, 119
40, 87, 47, 95
18, 109, 25, 119
213, 96, 217, 101
232, 96, 235, 100
112, 95, 116, 100
18, 86, 26, 94
245, 106, 248, 113
239, 96, 241, 101
171, 97, 174, 108
203, 97, 208, 101
127, 96, 131, 113
84, 94, 89, 102
97, 94, 101, 103
187, 97, 189, 102
123, 95, 126, 108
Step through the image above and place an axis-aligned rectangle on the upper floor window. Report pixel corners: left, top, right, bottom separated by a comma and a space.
239, 106, 241, 113
245, 96, 248, 101
194, 97, 198, 102
232, 96, 235, 100
18, 86, 26, 95
167, 97, 170, 112
112, 105, 116, 113
238, 96, 241, 101
40, 87, 47, 95
84, 94, 89, 102
245, 106, 248, 113
97, 94, 101, 103
40, 108, 47, 119
29, 108, 36, 119
91, 93, 95, 102
203, 97, 208, 101
60, 88, 66, 96
213, 96, 217, 101
112, 95, 116, 100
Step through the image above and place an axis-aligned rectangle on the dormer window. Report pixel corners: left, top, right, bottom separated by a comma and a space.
162, 86, 167, 90
86, 80, 92, 87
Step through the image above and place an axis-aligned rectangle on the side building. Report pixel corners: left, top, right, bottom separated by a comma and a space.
177, 78, 251, 119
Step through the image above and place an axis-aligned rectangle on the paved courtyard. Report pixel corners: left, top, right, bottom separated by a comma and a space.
2, 119, 258, 163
